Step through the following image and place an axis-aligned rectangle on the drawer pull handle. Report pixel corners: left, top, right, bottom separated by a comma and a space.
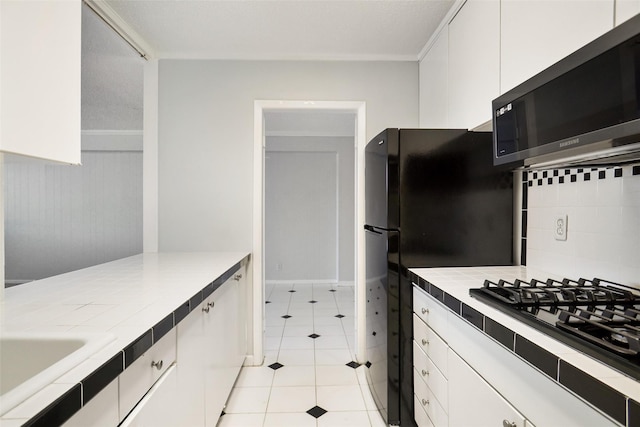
233, 273, 243, 281
421, 307, 429, 315
502, 421, 517, 427
421, 338, 429, 346
421, 398, 429, 406
421, 369, 429, 377
151, 360, 164, 371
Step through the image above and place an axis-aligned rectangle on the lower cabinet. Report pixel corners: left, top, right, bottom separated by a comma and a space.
176, 263, 247, 427
412, 286, 531, 427
63, 261, 248, 427
119, 363, 178, 427
448, 350, 525, 427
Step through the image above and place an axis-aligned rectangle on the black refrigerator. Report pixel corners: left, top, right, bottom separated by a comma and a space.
364, 129, 514, 426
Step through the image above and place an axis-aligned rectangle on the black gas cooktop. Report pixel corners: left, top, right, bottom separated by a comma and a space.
470, 277, 640, 381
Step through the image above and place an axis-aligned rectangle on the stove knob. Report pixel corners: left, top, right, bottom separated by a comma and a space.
502, 420, 517, 427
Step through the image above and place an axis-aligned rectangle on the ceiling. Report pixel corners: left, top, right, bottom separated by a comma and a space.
82, 0, 456, 131
103, 0, 455, 60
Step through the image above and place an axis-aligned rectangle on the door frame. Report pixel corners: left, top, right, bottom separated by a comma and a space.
250, 100, 366, 366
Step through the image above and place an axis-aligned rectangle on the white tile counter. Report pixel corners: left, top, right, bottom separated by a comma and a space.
410, 266, 640, 427
0, 251, 249, 426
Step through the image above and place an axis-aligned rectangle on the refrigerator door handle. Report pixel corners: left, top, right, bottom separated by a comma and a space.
364, 224, 382, 234
364, 224, 397, 234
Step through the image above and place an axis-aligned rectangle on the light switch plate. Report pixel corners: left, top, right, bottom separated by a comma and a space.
554, 214, 568, 241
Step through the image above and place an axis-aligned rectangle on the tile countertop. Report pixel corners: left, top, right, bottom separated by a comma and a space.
410, 266, 640, 425
0, 251, 250, 427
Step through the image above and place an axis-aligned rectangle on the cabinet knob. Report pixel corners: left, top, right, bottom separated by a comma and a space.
421, 369, 429, 377
502, 421, 517, 427
202, 305, 210, 313
421, 338, 429, 346
233, 273, 243, 281
421, 398, 429, 406
421, 307, 429, 315
151, 360, 163, 371
208, 301, 215, 308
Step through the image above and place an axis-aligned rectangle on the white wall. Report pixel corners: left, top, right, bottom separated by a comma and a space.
156, 60, 419, 252
265, 136, 355, 283
4, 133, 143, 282
524, 166, 640, 289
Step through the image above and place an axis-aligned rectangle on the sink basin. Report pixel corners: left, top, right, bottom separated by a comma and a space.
0, 333, 115, 416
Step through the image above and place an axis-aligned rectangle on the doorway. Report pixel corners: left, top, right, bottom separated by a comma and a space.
252, 101, 367, 367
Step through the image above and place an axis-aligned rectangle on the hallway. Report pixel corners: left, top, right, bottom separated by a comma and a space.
217, 282, 386, 427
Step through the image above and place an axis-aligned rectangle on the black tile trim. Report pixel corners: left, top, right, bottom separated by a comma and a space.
212, 261, 242, 286
153, 313, 174, 343
22, 384, 82, 427
124, 329, 153, 368
189, 290, 204, 310
484, 317, 515, 351
81, 352, 123, 404
429, 284, 444, 301
443, 293, 461, 315
202, 281, 216, 299
629, 399, 640, 427
174, 300, 190, 325
559, 360, 627, 425
514, 335, 558, 379
461, 303, 483, 330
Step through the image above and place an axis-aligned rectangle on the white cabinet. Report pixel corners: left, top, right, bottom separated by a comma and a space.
0, 0, 81, 164
119, 329, 177, 421
615, 0, 640, 24
447, 0, 500, 129
419, 30, 449, 128
119, 363, 178, 427
63, 379, 119, 427
176, 263, 247, 427
500, 0, 614, 94
448, 350, 526, 427
412, 288, 449, 427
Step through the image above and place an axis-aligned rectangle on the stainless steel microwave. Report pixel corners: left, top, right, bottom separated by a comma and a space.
492, 13, 640, 168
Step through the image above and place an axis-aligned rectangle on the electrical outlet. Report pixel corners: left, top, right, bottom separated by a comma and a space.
554, 214, 568, 241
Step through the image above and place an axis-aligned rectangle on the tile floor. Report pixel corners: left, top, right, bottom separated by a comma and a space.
217, 282, 387, 427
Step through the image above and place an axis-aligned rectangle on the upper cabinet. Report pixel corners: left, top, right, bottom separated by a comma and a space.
500, 0, 614, 94
447, 0, 500, 129
419, 30, 449, 128
616, 0, 640, 24
1, 0, 82, 164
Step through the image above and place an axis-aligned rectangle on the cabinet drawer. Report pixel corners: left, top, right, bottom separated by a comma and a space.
414, 394, 435, 427
119, 329, 177, 420
413, 368, 448, 427
413, 314, 448, 376
413, 286, 449, 340
413, 341, 448, 410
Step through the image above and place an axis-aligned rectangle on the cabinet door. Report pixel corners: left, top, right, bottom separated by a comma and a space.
447, 0, 500, 129
176, 300, 206, 426
119, 363, 178, 427
204, 279, 235, 427
63, 379, 118, 427
420, 29, 449, 128
0, 0, 81, 164
448, 350, 526, 427
616, 0, 640, 24
500, 0, 613, 94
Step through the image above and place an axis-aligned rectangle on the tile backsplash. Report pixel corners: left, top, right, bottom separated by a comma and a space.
523, 164, 640, 289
